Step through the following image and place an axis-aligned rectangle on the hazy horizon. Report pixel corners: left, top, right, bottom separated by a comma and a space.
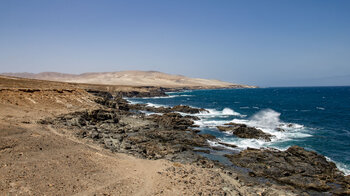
1, 0, 350, 87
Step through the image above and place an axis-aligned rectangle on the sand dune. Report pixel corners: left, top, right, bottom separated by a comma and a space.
3, 71, 256, 88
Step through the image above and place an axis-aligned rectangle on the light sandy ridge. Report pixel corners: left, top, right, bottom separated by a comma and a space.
2, 71, 256, 88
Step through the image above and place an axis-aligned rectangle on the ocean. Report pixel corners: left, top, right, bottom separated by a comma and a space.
128, 87, 350, 175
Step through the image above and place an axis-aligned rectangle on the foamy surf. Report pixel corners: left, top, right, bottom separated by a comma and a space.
332, 160, 350, 176
192, 108, 246, 128
229, 109, 311, 142
146, 102, 167, 108
211, 137, 270, 150
126, 99, 140, 105
140, 94, 193, 99
196, 108, 246, 118
126, 98, 169, 109
194, 119, 231, 127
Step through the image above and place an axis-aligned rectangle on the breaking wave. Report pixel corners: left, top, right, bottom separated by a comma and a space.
141, 94, 193, 99
229, 109, 310, 142
196, 108, 246, 118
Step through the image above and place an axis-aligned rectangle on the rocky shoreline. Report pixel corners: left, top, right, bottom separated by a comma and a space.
38, 90, 350, 195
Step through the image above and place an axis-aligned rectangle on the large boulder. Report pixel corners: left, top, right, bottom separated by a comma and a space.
217, 123, 272, 141
171, 105, 207, 114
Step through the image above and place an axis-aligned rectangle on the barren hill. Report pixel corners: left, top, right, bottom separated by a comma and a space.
2, 71, 255, 89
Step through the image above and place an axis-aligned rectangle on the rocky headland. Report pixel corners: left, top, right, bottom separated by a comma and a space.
0, 75, 349, 195
40, 90, 350, 195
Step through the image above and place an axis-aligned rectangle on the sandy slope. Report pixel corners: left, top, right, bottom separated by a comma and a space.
2, 71, 256, 88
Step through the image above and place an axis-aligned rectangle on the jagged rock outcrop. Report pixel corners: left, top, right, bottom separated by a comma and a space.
42, 108, 209, 161
225, 146, 350, 194
146, 113, 197, 130
171, 105, 207, 114
217, 123, 272, 141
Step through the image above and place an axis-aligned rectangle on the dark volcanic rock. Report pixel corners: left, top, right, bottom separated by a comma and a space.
199, 134, 217, 140
217, 123, 272, 141
171, 105, 207, 114
147, 113, 196, 130
275, 127, 286, 132
119, 87, 167, 98
48, 103, 209, 161
225, 146, 350, 194
218, 142, 237, 148
129, 104, 207, 114
88, 90, 130, 111
87, 90, 113, 99
54, 109, 120, 128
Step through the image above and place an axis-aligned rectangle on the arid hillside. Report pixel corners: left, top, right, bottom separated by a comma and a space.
0, 76, 293, 196
2, 71, 256, 88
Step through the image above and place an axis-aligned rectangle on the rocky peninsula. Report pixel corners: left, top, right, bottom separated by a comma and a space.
0, 75, 349, 195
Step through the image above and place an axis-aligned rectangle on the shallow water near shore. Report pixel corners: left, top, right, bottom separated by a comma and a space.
128, 87, 350, 175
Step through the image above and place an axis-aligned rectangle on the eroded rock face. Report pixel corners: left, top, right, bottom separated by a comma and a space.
217, 123, 272, 141
225, 146, 350, 194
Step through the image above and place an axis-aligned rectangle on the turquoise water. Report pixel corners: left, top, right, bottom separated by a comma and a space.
128, 87, 350, 175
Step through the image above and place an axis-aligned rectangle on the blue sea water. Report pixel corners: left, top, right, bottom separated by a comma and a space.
128, 87, 350, 175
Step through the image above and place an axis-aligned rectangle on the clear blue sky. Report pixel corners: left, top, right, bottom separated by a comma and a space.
1, 0, 349, 86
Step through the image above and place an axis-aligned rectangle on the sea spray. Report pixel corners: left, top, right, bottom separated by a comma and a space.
249, 109, 281, 129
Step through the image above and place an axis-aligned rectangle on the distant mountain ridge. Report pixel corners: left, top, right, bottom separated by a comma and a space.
1, 71, 256, 89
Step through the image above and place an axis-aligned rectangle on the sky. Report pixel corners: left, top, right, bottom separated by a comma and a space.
1, 0, 350, 87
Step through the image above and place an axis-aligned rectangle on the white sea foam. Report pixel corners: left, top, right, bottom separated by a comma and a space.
325, 156, 350, 175
196, 108, 246, 118
316, 107, 325, 110
126, 99, 140, 105
126, 99, 168, 108
227, 109, 311, 146
222, 108, 241, 116
232, 138, 268, 149
192, 108, 246, 128
146, 103, 167, 108
335, 162, 350, 176
165, 92, 177, 95
194, 119, 230, 127
250, 108, 281, 128
207, 140, 221, 147
141, 94, 193, 99
216, 137, 269, 150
